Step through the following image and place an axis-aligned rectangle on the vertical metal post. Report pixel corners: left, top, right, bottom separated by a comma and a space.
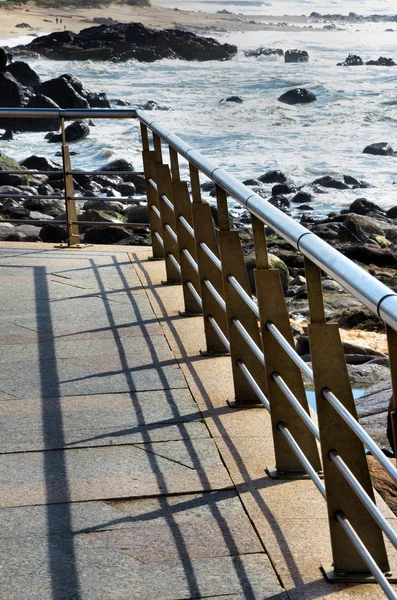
218, 190, 265, 406
386, 325, 397, 455
170, 148, 201, 315
305, 258, 390, 577
61, 118, 80, 247
254, 220, 322, 473
190, 166, 228, 354
141, 123, 164, 260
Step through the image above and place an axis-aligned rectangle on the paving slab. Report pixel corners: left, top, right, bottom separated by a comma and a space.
0, 389, 206, 452
0, 494, 286, 600
0, 439, 233, 507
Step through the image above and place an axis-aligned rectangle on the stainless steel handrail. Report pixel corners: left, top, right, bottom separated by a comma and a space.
182, 248, 199, 273
151, 205, 161, 218
154, 231, 164, 248
237, 360, 270, 410
203, 279, 227, 312
199, 242, 222, 270
186, 281, 203, 309
228, 275, 260, 318
207, 315, 230, 352
164, 223, 178, 243
179, 216, 195, 238
232, 318, 265, 364
0, 108, 139, 119
167, 252, 182, 274
161, 194, 175, 212
272, 373, 320, 440
267, 322, 314, 380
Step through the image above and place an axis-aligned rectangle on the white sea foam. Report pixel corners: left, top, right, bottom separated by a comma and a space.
1, 3, 396, 218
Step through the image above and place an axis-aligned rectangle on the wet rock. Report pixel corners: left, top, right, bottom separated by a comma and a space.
312, 175, 349, 189
258, 170, 286, 184
366, 56, 396, 66
138, 100, 170, 111
341, 243, 397, 267
367, 456, 397, 515
272, 183, 295, 195
0, 72, 24, 107
291, 190, 313, 203
47, 121, 90, 143
6, 61, 40, 88
343, 213, 397, 242
337, 53, 363, 66
268, 195, 290, 211
84, 226, 133, 244
355, 379, 392, 449
285, 49, 309, 63
24, 23, 238, 62
39, 223, 68, 243
117, 181, 136, 196
20, 94, 61, 132
40, 75, 89, 109
386, 206, 397, 219
20, 155, 61, 173
23, 197, 65, 213
363, 142, 396, 156
278, 88, 316, 105
0, 129, 13, 140
349, 197, 384, 215
0, 47, 7, 71
99, 159, 135, 173
242, 178, 261, 187
344, 174, 370, 188
0, 154, 28, 186
82, 199, 125, 213
244, 47, 283, 58
124, 204, 149, 223
220, 96, 243, 104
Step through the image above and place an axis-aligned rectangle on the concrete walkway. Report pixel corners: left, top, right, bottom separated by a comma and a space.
0, 245, 287, 600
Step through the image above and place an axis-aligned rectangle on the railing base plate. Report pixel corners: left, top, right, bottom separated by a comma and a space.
200, 349, 229, 357
55, 243, 93, 249
179, 311, 202, 317
227, 399, 264, 409
148, 256, 165, 261
321, 562, 397, 583
266, 467, 324, 480
161, 280, 181, 286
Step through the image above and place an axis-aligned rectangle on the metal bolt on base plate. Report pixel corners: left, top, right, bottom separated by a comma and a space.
227, 398, 264, 409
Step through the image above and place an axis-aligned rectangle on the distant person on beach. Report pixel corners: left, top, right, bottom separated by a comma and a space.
56, 17, 58, 24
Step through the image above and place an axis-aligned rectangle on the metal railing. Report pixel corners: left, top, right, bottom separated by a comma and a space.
1, 108, 397, 596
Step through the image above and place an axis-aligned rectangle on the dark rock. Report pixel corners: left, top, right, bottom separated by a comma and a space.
39, 224, 68, 243
291, 191, 313, 203
0, 129, 13, 140
6, 61, 40, 88
47, 121, 90, 143
242, 178, 260, 187
312, 175, 349, 189
124, 204, 149, 223
272, 183, 295, 195
84, 226, 133, 244
138, 100, 170, 111
349, 197, 384, 215
367, 456, 397, 516
344, 174, 369, 188
0, 184, 23, 197
0, 72, 24, 107
0, 47, 7, 71
39, 76, 89, 109
115, 99, 130, 106
17, 94, 60, 132
386, 206, 397, 219
297, 204, 313, 211
285, 49, 309, 63
0, 154, 28, 186
24, 23, 238, 62
221, 96, 243, 104
343, 213, 397, 242
20, 155, 61, 173
99, 159, 134, 173
337, 53, 363, 66
244, 47, 283, 58
268, 195, 290, 211
363, 142, 396, 156
82, 199, 125, 213
23, 197, 65, 213
366, 56, 396, 66
117, 181, 136, 196
342, 243, 397, 267
278, 88, 316, 105
258, 170, 286, 184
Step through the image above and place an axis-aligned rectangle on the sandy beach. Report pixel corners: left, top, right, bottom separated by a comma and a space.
0, 0, 310, 39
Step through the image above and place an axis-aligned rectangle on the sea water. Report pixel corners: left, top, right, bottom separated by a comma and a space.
0, 1, 396, 218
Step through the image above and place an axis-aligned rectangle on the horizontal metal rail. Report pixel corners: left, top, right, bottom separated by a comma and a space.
237, 360, 270, 411
182, 248, 199, 273
207, 315, 230, 352
1, 219, 65, 226
0, 170, 144, 176
0, 170, 63, 176
186, 281, 203, 309
199, 242, 222, 270
232, 318, 265, 365
228, 275, 259, 318
323, 388, 397, 485
336, 513, 397, 600
178, 216, 195, 239
137, 109, 397, 332
164, 224, 178, 243
278, 423, 326, 497
203, 279, 226, 312
161, 194, 175, 212
167, 252, 182, 274
154, 231, 164, 248
272, 373, 320, 440
151, 205, 161, 219
267, 322, 314, 381
72, 221, 148, 228
329, 450, 397, 550
0, 194, 64, 200
0, 108, 139, 119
